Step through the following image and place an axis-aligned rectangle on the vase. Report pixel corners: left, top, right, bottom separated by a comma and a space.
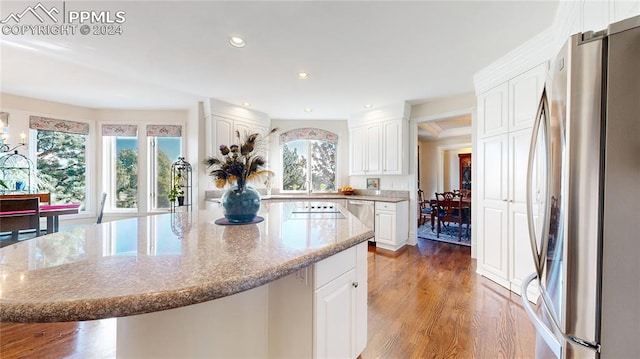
221, 185, 261, 223
177, 196, 185, 206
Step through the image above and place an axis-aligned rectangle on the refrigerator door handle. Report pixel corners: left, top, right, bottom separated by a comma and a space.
521, 273, 562, 358
526, 87, 552, 278
523, 273, 602, 354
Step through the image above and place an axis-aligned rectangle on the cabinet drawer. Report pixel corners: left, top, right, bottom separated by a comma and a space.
375, 201, 397, 211
315, 245, 356, 289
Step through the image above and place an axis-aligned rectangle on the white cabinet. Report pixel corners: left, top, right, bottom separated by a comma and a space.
268, 242, 368, 359
374, 201, 409, 251
382, 120, 405, 174
314, 268, 357, 358
213, 115, 268, 151
349, 119, 406, 175
476, 63, 545, 296
349, 123, 381, 175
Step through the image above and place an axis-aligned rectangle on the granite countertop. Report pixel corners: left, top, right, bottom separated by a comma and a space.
0, 201, 373, 323
206, 191, 409, 204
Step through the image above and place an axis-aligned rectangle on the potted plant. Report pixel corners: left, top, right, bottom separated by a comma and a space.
168, 169, 186, 206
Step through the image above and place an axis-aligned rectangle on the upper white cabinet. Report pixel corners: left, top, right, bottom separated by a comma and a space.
349, 118, 407, 176
478, 83, 509, 138
353, 123, 382, 175
478, 63, 547, 138
205, 99, 271, 157
476, 63, 545, 296
348, 102, 410, 176
213, 115, 268, 150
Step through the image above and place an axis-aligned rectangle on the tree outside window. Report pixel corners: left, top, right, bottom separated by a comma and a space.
36, 130, 87, 209
282, 139, 336, 192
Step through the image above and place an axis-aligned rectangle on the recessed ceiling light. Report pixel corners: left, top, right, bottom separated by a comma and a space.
242, 102, 251, 107
364, 104, 372, 109
298, 72, 310, 80
304, 108, 313, 113
229, 36, 246, 48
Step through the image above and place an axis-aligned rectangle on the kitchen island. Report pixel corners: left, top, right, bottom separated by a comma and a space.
0, 201, 372, 358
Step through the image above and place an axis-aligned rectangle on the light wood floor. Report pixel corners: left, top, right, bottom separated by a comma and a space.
0, 238, 535, 358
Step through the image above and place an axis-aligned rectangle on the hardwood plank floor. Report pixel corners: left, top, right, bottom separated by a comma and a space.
361, 239, 535, 359
0, 238, 535, 358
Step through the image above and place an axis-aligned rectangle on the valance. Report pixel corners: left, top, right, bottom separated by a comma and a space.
30, 116, 90, 135
102, 124, 138, 136
147, 125, 182, 137
279, 128, 338, 145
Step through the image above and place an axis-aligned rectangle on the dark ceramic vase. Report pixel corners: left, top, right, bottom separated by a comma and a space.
221, 185, 261, 223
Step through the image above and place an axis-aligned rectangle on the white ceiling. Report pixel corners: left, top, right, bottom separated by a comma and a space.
0, 1, 559, 120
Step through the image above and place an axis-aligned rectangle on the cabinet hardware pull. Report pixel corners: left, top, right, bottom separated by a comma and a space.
352, 282, 359, 288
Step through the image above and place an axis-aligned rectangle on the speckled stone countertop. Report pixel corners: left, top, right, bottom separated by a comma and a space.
205, 189, 409, 204
0, 201, 373, 323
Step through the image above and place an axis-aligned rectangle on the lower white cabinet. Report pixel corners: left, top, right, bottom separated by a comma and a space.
268, 241, 368, 359
374, 201, 409, 251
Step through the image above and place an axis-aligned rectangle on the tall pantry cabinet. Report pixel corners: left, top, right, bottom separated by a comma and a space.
476, 63, 546, 296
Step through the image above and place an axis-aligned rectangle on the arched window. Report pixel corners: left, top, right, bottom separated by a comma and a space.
279, 128, 337, 192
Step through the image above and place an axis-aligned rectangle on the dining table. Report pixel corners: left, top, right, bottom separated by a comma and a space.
39, 203, 81, 233
428, 198, 471, 232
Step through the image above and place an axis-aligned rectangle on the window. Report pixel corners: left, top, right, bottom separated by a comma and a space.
150, 136, 182, 209
102, 124, 183, 212
31, 116, 89, 210
102, 125, 138, 210
280, 128, 337, 192
148, 125, 183, 210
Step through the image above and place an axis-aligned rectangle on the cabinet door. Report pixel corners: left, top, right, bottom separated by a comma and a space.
214, 116, 233, 153
478, 83, 509, 138
350, 129, 366, 175
509, 63, 546, 132
382, 120, 403, 174
314, 269, 357, 359
477, 135, 510, 288
375, 210, 395, 245
365, 124, 382, 174
508, 128, 537, 294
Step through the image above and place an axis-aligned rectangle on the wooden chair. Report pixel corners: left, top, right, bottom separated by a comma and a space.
417, 189, 433, 229
0, 198, 41, 240
435, 192, 464, 240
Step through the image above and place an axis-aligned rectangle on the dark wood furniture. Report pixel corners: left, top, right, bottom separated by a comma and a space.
459, 153, 471, 190
0, 197, 41, 239
432, 192, 471, 241
417, 189, 433, 229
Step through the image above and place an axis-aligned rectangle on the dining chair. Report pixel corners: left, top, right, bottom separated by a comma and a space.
0, 197, 41, 240
97, 192, 107, 224
435, 192, 464, 240
417, 189, 433, 230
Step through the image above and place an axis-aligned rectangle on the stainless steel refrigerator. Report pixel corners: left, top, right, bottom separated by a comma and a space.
521, 15, 640, 359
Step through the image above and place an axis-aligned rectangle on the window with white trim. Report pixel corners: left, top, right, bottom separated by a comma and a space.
31, 116, 89, 210
280, 128, 337, 192
102, 125, 139, 210
148, 125, 182, 210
